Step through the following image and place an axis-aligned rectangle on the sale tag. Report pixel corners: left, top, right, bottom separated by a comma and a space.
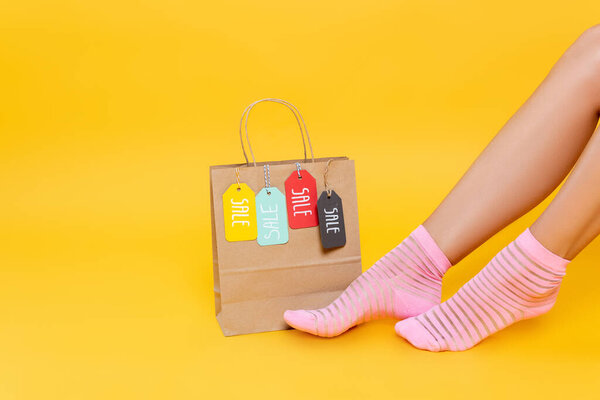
317, 190, 346, 248
285, 169, 318, 229
223, 183, 257, 242
256, 187, 289, 246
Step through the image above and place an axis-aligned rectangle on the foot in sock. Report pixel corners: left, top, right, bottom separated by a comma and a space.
395, 228, 569, 351
283, 225, 452, 337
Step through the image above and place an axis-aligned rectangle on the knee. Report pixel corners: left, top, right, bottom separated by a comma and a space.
567, 25, 600, 92
579, 24, 600, 42
574, 25, 600, 69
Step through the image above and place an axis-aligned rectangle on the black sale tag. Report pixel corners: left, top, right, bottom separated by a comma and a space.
317, 190, 346, 249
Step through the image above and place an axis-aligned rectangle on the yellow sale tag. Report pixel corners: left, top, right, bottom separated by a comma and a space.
223, 183, 257, 242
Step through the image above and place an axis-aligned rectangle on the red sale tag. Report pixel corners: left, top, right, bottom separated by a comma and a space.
285, 167, 318, 229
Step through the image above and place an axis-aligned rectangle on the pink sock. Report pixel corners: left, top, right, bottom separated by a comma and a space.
395, 228, 569, 351
283, 225, 452, 337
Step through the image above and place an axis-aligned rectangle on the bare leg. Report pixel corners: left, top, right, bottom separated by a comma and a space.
424, 26, 600, 264
531, 123, 600, 260
396, 122, 600, 351
284, 27, 600, 338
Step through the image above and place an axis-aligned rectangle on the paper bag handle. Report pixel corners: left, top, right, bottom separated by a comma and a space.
239, 98, 316, 167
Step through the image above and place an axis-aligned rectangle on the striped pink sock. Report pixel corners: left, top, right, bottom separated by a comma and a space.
395, 228, 569, 351
283, 225, 452, 337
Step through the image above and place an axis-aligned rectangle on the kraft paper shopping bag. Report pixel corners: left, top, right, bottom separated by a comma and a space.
210, 99, 362, 336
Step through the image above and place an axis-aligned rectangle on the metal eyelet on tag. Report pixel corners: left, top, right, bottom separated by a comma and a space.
317, 160, 346, 248
285, 162, 318, 229
255, 165, 289, 246
223, 167, 257, 242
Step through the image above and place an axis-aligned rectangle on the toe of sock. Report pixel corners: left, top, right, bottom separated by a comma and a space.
283, 310, 318, 334
395, 318, 441, 352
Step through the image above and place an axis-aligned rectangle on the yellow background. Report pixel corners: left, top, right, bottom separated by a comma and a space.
1, 1, 600, 398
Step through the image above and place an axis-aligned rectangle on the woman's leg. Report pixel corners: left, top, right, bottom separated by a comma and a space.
531, 126, 600, 260
425, 25, 600, 264
284, 26, 600, 337
396, 125, 600, 351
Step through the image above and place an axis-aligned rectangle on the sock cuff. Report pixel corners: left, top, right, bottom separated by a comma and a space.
516, 228, 570, 274
411, 225, 452, 275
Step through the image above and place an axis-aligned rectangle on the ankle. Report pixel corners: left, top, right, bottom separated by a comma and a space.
410, 224, 453, 277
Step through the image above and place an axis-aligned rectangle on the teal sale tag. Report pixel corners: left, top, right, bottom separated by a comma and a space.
255, 187, 289, 246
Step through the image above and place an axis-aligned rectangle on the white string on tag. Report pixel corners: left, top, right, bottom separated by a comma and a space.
256, 163, 289, 246
295, 162, 302, 179
263, 164, 271, 195
285, 162, 318, 229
